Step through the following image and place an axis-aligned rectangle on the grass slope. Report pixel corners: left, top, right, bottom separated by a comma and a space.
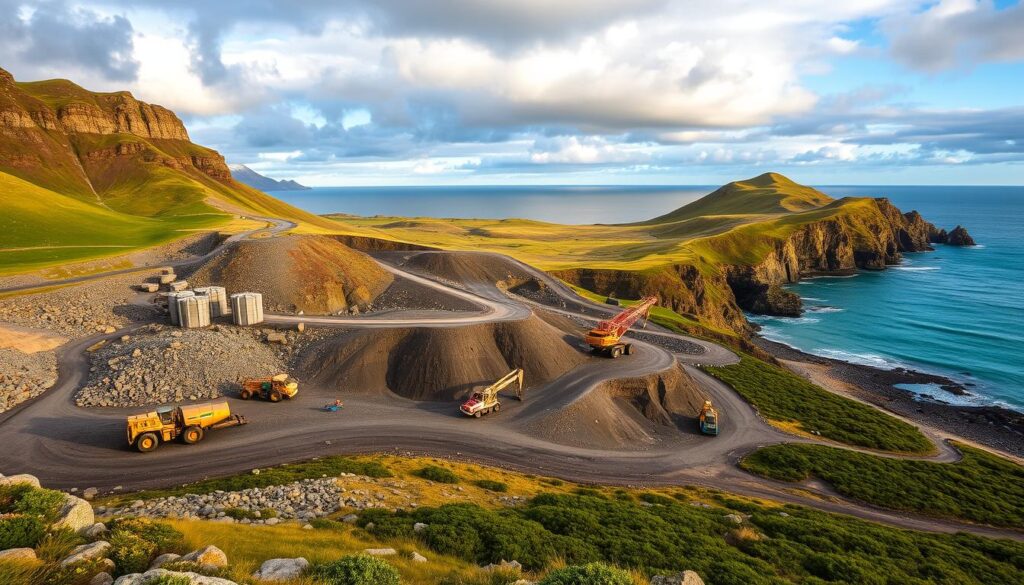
742, 443, 1024, 528
703, 355, 933, 453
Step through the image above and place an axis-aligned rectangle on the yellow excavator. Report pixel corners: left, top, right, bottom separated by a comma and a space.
460, 368, 524, 418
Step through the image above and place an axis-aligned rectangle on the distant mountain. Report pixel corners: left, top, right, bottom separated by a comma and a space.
228, 164, 311, 191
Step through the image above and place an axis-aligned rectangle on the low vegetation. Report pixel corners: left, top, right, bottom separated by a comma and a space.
312, 554, 402, 585
414, 465, 461, 484
473, 479, 508, 493
0, 483, 68, 549
703, 355, 934, 453
538, 562, 634, 585
741, 443, 1024, 528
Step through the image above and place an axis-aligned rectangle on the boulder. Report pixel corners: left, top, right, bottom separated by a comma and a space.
363, 548, 397, 556
0, 473, 41, 487
252, 557, 310, 581
90, 573, 114, 585
150, 553, 181, 569
484, 560, 522, 572
410, 551, 428, 563
413, 522, 428, 532
181, 545, 228, 568
54, 494, 96, 534
0, 548, 37, 562
947, 225, 976, 246
113, 569, 239, 585
341, 513, 358, 523
60, 540, 112, 567
723, 513, 744, 524
84, 522, 109, 539
650, 570, 705, 585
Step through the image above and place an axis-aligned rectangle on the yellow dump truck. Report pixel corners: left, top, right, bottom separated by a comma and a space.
239, 374, 299, 402
126, 401, 247, 452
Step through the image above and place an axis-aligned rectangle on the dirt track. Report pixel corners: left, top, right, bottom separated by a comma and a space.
0, 247, 1018, 541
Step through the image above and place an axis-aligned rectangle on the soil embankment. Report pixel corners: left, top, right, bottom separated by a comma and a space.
299, 314, 586, 401
189, 235, 393, 315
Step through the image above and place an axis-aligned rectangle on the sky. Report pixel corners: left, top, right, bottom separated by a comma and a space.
2, 0, 1023, 186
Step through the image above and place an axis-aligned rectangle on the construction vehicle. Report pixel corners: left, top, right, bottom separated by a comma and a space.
584, 296, 658, 358
699, 400, 719, 436
460, 368, 524, 418
239, 374, 298, 402
126, 401, 247, 452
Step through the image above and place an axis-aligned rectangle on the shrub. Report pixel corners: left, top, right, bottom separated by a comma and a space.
311, 554, 400, 585
34, 528, 86, 563
0, 515, 47, 549
539, 563, 632, 585
224, 507, 257, 520
474, 479, 508, 492
12, 488, 66, 522
161, 560, 232, 579
107, 518, 186, 553
0, 484, 33, 511
108, 530, 158, 576
414, 465, 460, 484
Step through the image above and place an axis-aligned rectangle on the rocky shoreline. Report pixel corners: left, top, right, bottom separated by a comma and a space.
755, 336, 1024, 458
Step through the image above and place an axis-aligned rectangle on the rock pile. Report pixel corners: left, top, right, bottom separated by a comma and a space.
76, 324, 286, 406
0, 347, 57, 412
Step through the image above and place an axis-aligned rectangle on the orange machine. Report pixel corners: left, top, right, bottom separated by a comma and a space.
584, 296, 657, 358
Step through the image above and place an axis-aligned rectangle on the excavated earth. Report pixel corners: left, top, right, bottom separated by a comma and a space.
298, 314, 587, 401
189, 235, 393, 315
520, 363, 706, 449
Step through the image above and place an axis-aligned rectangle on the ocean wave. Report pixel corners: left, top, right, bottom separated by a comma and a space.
806, 306, 844, 313
891, 266, 940, 271
812, 349, 907, 370
800, 297, 826, 302
749, 315, 820, 325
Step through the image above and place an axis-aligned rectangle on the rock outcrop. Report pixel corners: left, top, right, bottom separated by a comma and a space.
253, 557, 310, 581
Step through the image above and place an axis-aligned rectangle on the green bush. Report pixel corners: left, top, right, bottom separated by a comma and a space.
704, 355, 933, 452
414, 465, 460, 484
474, 480, 508, 493
160, 560, 232, 579
108, 530, 158, 576
539, 563, 632, 585
741, 443, 1024, 527
311, 554, 400, 585
34, 529, 86, 563
0, 515, 47, 549
107, 518, 186, 553
0, 484, 66, 522
224, 507, 258, 520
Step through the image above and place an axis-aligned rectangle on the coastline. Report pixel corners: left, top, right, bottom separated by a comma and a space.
755, 336, 1024, 459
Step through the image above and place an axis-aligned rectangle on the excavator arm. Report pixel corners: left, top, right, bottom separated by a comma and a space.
585, 296, 658, 349
484, 368, 525, 401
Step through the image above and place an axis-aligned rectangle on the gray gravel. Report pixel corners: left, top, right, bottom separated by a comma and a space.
76, 324, 289, 407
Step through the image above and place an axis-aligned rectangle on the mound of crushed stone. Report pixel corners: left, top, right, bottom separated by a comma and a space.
299, 314, 586, 401
76, 324, 289, 407
521, 363, 706, 449
189, 235, 393, 315
400, 251, 535, 289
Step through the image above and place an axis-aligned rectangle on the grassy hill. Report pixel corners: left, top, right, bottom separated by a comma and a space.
0, 68, 339, 274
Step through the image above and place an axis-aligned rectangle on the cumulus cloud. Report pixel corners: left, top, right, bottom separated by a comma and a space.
885, 0, 1024, 71
0, 0, 139, 81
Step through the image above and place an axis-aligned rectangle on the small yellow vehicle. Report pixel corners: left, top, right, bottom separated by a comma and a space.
126, 401, 247, 452
240, 374, 299, 402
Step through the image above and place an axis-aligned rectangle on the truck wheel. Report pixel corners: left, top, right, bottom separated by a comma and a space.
494, 403, 501, 412
239, 389, 252, 400
611, 346, 622, 359
624, 343, 634, 355
474, 411, 482, 418
136, 432, 159, 453
182, 425, 204, 444
269, 390, 282, 402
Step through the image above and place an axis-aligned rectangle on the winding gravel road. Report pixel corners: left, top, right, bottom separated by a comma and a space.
0, 242, 1015, 541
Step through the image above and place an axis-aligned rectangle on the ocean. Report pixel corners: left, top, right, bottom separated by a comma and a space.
274, 185, 1024, 410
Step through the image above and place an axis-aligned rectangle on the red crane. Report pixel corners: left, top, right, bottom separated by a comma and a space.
584, 296, 657, 358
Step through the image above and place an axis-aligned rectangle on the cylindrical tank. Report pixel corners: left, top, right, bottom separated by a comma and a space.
167, 291, 195, 325
177, 295, 211, 328
230, 292, 264, 325
195, 286, 229, 317
179, 401, 231, 427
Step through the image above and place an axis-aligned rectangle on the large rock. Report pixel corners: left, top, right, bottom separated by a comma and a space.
651, 571, 705, 585
946, 225, 976, 246
60, 541, 112, 567
113, 569, 238, 585
84, 522, 109, 539
0, 473, 41, 487
252, 557, 310, 581
0, 548, 37, 562
90, 573, 114, 585
181, 545, 228, 568
363, 548, 397, 556
54, 494, 96, 534
150, 553, 181, 569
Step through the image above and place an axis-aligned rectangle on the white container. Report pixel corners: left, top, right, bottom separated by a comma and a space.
196, 286, 229, 317
167, 291, 195, 325
177, 295, 211, 328
230, 292, 264, 326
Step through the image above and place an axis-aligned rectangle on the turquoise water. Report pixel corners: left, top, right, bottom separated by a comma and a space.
276, 185, 1024, 409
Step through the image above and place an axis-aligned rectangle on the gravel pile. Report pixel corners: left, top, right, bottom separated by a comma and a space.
630, 331, 705, 355
0, 273, 158, 338
371, 275, 478, 313
76, 324, 288, 407
99, 476, 398, 523
0, 348, 57, 413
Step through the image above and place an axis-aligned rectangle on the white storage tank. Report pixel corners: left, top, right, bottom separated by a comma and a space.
177, 295, 211, 328
195, 286, 229, 317
167, 291, 195, 325
230, 292, 264, 326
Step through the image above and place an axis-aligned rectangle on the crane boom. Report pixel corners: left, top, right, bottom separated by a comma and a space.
584, 296, 657, 357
